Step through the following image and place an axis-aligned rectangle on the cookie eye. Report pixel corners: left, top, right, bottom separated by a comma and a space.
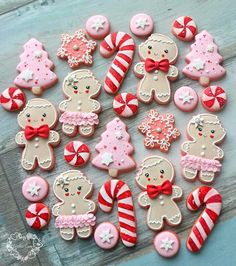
77, 186, 82, 191
164, 49, 168, 53
160, 169, 165, 174
42, 113, 46, 117
211, 130, 215, 134
64, 188, 69, 192
26, 113, 30, 118
198, 127, 203, 132
148, 46, 152, 49
86, 86, 90, 89
145, 173, 149, 177
73, 86, 78, 90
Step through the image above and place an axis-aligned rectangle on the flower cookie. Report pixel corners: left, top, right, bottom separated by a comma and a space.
136, 156, 183, 231
52, 170, 96, 241
94, 222, 119, 249
22, 175, 49, 202
14, 38, 58, 95
92, 117, 136, 177
172, 16, 197, 42
0, 87, 26, 112
183, 30, 226, 87
138, 109, 180, 152
134, 34, 179, 104
15, 98, 60, 171
86, 15, 110, 40
130, 13, 154, 37
181, 114, 226, 183
57, 29, 96, 69
174, 86, 198, 112
59, 69, 101, 137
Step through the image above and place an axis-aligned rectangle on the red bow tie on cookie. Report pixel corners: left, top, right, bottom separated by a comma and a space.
147, 180, 173, 199
24, 124, 50, 140
145, 58, 170, 73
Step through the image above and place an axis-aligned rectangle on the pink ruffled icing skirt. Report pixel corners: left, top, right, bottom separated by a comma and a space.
181, 154, 222, 173
59, 111, 99, 126
55, 213, 96, 228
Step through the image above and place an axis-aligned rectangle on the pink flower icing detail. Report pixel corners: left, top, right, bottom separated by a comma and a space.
181, 154, 222, 172
55, 213, 96, 228
59, 111, 99, 126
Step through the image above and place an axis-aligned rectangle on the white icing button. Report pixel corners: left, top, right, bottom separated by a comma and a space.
156, 128, 162, 133
200, 152, 205, 157
34, 143, 39, 148
160, 201, 164, 205
78, 101, 82, 105
35, 137, 39, 141
72, 210, 76, 214
71, 203, 75, 208
73, 44, 79, 51
159, 195, 163, 200
77, 106, 81, 111
154, 70, 158, 74
202, 145, 206, 150
153, 76, 158, 81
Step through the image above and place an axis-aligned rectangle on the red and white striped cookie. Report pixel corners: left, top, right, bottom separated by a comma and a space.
172, 16, 197, 42
25, 203, 51, 230
98, 179, 137, 247
64, 141, 90, 167
0, 87, 26, 112
100, 32, 135, 94
201, 86, 227, 112
186, 186, 222, 253
113, 93, 139, 117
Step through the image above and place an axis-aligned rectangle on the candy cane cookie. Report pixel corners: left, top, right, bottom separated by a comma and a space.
98, 179, 137, 247
186, 186, 222, 253
100, 32, 135, 94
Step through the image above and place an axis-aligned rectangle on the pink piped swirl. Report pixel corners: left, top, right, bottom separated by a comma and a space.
55, 213, 96, 228
59, 111, 99, 126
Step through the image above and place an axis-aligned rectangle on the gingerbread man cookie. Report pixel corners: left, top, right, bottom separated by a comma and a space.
52, 170, 96, 241
15, 98, 60, 171
136, 156, 182, 231
134, 34, 178, 104
59, 69, 101, 137
181, 114, 226, 183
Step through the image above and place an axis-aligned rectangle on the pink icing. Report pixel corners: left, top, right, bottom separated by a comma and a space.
92, 117, 136, 175
154, 230, 180, 258
86, 15, 110, 40
174, 86, 198, 112
22, 176, 49, 202
59, 111, 99, 126
14, 38, 58, 92
181, 154, 222, 172
55, 213, 96, 228
94, 222, 119, 249
130, 13, 154, 37
182, 30, 226, 84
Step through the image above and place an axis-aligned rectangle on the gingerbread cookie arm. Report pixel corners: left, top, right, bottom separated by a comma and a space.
134, 62, 146, 77
87, 199, 96, 212
138, 191, 150, 207
52, 202, 62, 216
172, 185, 183, 200
215, 146, 224, 159
167, 65, 178, 80
91, 99, 101, 113
59, 99, 70, 112
15, 131, 26, 145
48, 130, 60, 145
181, 141, 191, 153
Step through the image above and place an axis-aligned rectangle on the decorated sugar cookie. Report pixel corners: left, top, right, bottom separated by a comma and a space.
134, 34, 178, 104
52, 170, 96, 241
172, 16, 197, 42
92, 117, 136, 177
14, 38, 58, 95
59, 69, 101, 137
182, 30, 226, 86
136, 156, 182, 231
181, 114, 226, 183
86, 15, 110, 40
57, 29, 96, 69
15, 99, 60, 171
138, 109, 180, 152
174, 86, 198, 112
0, 87, 26, 112
201, 86, 226, 112
130, 13, 154, 37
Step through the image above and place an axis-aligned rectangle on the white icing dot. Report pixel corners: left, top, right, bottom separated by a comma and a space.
153, 76, 158, 81
159, 195, 163, 200
72, 210, 76, 214
160, 201, 164, 206
154, 70, 158, 74
71, 203, 75, 208
200, 152, 205, 157
156, 128, 162, 133
73, 44, 79, 51
35, 137, 39, 141
34, 143, 39, 148
77, 106, 81, 111
202, 145, 206, 150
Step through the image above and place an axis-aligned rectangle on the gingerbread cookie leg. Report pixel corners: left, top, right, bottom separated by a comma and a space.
199, 170, 215, 183
153, 84, 171, 104
137, 80, 153, 103
76, 225, 92, 238
62, 123, 77, 136
78, 125, 94, 137
22, 149, 36, 171
60, 228, 75, 241
165, 204, 182, 226
183, 167, 198, 181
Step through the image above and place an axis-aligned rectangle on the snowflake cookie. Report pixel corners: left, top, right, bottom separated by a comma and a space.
57, 30, 96, 69
138, 109, 180, 152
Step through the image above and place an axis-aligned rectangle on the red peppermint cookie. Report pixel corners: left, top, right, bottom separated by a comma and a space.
25, 203, 50, 230
113, 93, 139, 118
0, 87, 26, 112
64, 140, 90, 167
172, 16, 197, 42
201, 86, 226, 112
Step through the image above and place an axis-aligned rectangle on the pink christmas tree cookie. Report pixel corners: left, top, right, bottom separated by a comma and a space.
183, 30, 226, 87
14, 38, 58, 95
92, 117, 136, 177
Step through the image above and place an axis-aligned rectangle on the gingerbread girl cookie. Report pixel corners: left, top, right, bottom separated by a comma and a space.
136, 156, 182, 231
181, 114, 226, 183
52, 170, 96, 241
134, 34, 178, 104
59, 69, 101, 137
15, 98, 60, 171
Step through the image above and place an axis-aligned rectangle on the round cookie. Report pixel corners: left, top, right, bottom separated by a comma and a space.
172, 16, 197, 42
86, 15, 110, 40
174, 86, 198, 112
154, 230, 180, 258
94, 222, 119, 249
113, 92, 139, 118
201, 86, 226, 112
0, 87, 26, 112
130, 13, 154, 37
64, 140, 90, 167
25, 203, 51, 230
22, 176, 49, 202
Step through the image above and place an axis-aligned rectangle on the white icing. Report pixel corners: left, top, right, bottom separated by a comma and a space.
178, 91, 194, 104
91, 17, 105, 32
207, 44, 214, 53
160, 237, 174, 251
135, 17, 149, 30
21, 69, 34, 82
99, 228, 114, 243
27, 182, 40, 196
115, 131, 123, 140
34, 51, 42, 58
101, 152, 113, 166
193, 58, 205, 70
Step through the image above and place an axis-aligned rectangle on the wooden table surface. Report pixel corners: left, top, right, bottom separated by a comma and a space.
0, 0, 236, 265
